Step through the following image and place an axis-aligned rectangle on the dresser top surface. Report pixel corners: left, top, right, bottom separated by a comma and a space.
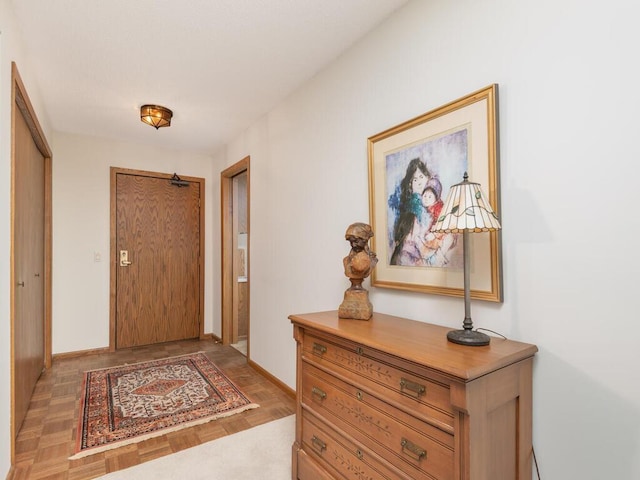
290, 310, 537, 381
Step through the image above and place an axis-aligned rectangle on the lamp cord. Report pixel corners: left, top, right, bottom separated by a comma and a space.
533, 446, 541, 479
474, 327, 507, 340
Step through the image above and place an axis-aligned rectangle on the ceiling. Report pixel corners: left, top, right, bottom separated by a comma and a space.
10, 0, 409, 154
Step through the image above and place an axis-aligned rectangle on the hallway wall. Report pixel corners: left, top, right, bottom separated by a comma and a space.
0, 0, 53, 474
219, 1, 640, 478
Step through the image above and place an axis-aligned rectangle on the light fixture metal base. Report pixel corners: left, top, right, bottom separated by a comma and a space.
447, 328, 490, 346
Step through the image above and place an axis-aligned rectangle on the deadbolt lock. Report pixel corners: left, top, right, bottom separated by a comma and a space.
120, 250, 132, 267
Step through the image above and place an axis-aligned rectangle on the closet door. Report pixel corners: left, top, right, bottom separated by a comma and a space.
13, 102, 46, 436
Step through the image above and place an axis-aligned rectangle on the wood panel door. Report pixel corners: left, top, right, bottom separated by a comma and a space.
113, 169, 203, 348
13, 89, 46, 437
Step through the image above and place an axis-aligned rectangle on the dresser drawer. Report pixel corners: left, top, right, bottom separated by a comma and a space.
302, 363, 454, 480
296, 448, 333, 480
301, 409, 412, 480
303, 331, 454, 430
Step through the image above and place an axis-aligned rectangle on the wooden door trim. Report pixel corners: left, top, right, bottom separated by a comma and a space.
221, 157, 250, 351
109, 167, 205, 350
10, 62, 53, 461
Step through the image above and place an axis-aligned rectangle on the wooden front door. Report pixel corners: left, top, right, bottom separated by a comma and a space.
113, 168, 203, 348
13, 88, 46, 437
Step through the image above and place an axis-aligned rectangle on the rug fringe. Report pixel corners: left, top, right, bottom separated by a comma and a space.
69, 403, 259, 460
80, 351, 208, 373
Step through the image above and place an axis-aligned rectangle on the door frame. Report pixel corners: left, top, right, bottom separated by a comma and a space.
220, 156, 250, 351
109, 167, 206, 350
10, 62, 53, 460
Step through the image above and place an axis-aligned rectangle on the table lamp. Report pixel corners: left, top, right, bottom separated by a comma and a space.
431, 172, 501, 346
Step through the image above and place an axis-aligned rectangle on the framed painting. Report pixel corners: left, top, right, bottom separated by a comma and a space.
368, 84, 502, 302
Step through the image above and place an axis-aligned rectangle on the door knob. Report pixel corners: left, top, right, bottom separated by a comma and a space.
120, 250, 132, 267
17, 281, 25, 287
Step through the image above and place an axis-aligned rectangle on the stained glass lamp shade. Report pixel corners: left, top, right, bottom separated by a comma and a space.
431, 172, 501, 345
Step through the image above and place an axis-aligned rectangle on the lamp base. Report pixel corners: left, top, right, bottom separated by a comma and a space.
447, 329, 490, 346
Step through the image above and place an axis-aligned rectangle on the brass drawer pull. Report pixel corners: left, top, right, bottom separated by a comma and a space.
311, 435, 327, 454
355, 449, 363, 460
400, 377, 426, 398
313, 342, 327, 355
401, 438, 427, 461
311, 386, 327, 401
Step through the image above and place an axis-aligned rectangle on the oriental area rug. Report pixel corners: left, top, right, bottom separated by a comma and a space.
71, 352, 258, 459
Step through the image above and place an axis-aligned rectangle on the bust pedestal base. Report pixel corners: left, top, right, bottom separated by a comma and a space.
338, 289, 372, 320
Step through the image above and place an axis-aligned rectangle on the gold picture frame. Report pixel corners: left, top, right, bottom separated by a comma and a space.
368, 84, 502, 302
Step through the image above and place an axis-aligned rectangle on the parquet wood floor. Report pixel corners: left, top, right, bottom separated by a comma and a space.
10, 339, 296, 480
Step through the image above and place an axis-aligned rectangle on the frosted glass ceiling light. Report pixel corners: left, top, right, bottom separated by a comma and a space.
140, 104, 172, 129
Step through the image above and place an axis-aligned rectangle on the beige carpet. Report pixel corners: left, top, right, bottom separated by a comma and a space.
95, 415, 294, 479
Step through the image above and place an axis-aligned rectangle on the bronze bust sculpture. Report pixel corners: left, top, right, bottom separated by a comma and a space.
338, 222, 378, 320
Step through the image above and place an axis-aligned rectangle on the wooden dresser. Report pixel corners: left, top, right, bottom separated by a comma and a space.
290, 311, 537, 480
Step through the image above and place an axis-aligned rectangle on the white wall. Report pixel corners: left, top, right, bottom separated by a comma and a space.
51, 132, 217, 353
223, 0, 640, 478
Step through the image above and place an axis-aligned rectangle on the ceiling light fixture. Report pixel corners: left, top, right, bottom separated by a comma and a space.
140, 104, 173, 129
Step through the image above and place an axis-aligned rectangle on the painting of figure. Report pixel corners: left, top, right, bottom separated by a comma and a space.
385, 127, 468, 268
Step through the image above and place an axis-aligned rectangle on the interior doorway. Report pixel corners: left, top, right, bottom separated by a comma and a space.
221, 157, 250, 357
